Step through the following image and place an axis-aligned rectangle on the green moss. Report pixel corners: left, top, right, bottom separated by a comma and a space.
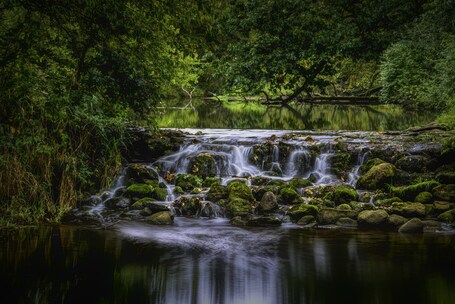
202, 177, 221, 188
356, 162, 397, 190
415, 192, 433, 204
173, 186, 184, 195
288, 177, 312, 189
324, 185, 358, 205
375, 197, 402, 207
207, 183, 228, 202
437, 210, 455, 223
330, 151, 352, 177
226, 198, 252, 217
390, 181, 440, 201
251, 176, 273, 186
174, 174, 203, 191
152, 187, 168, 201
317, 208, 359, 225
390, 202, 427, 218
278, 187, 304, 204
130, 197, 155, 210
359, 158, 385, 174
188, 152, 217, 178
287, 203, 319, 222
227, 181, 254, 201
336, 204, 352, 210
357, 210, 389, 226
125, 183, 154, 198
126, 164, 159, 183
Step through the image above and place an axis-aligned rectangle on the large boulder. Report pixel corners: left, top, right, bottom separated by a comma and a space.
357, 210, 389, 226
391, 181, 440, 201
125, 184, 155, 199
356, 162, 397, 190
188, 152, 220, 178
278, 187, 303, 204
126, 163, 159, 183
207, 183, 228, 202
104, 197, 131, 210
174, 174, 203, 191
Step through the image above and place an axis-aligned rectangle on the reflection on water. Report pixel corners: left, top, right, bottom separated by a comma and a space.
1, 222, 455, 304
156, 99, 436, 131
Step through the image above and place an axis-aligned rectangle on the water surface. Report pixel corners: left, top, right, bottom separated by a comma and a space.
1, 223, 455, 304
156, 99, 436, 131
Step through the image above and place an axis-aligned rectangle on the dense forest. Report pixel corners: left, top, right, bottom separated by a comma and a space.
1, 0, 454, 225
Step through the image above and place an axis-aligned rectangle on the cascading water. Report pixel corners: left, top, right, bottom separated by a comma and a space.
347, 150, 368, 186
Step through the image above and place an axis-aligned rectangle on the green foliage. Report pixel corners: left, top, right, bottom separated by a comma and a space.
380, 0, 455, 111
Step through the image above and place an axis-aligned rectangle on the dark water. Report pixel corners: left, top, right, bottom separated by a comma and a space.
2, 220, 455, 304
156, 99, 436, 131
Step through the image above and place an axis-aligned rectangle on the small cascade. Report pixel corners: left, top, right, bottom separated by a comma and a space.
311, 153, 336, 184
347, 151, 368, 186
285, 148, 311, 178
229, 146, 260, 177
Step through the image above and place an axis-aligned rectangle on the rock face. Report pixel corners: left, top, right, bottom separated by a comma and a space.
356, 163, 397, 190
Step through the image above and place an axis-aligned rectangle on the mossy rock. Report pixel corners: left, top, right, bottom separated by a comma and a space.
246, 216, 282, 227
257, 191, 278, 214
329, 152, 352, 177
207, 183, 228, 202
375, 197, 402, 207
152, 188, 168, 201
398, 218, 423, 234
336, 217, 358, 228
288, 177, 312, 189
145, 211, 174, 225
437, 210, 455, 223
227, 181, 254, 201
357, 210, 389, 226
432, 184, 455, 202
414, 192, 433, 204
387, 214, 407, 227
287, 204, 319, 223
226, 198, 252, 217
336, 204, 352, 210
126, 163, 159, 183
359, 158, 385, 175
230, 216, 248, 226
348, 201, 362, 211
356, 163, 397, 190
125, 184, 155, 198
324, 185, 358, 205
202, 177, 221, 188
130, 197, 155, 210
390, 181, 440, 201
297, 215, 316, 225
174, 174, 203, 191
278, 187, 304, 204
317, 208, 358, 225
104, 197, 131, 210
390, 202, 426, 218
172, 196, 202, 216
173, 186, 184, 195
436, 172, 455, 184
251, 176, 273, 186
188, 152, 218, 178
432, 201, 451, 214
395, 155, 430, 173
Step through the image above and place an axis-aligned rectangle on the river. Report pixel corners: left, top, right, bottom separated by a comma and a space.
1, 101, 453, 304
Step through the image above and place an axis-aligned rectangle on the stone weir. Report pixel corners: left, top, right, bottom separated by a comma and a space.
66, 126, 455, 233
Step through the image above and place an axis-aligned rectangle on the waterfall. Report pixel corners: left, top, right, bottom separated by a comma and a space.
311, 153, 336, 184
228, 146, 260, 177
347, 151, 368, 186
285, 148, 311, 178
